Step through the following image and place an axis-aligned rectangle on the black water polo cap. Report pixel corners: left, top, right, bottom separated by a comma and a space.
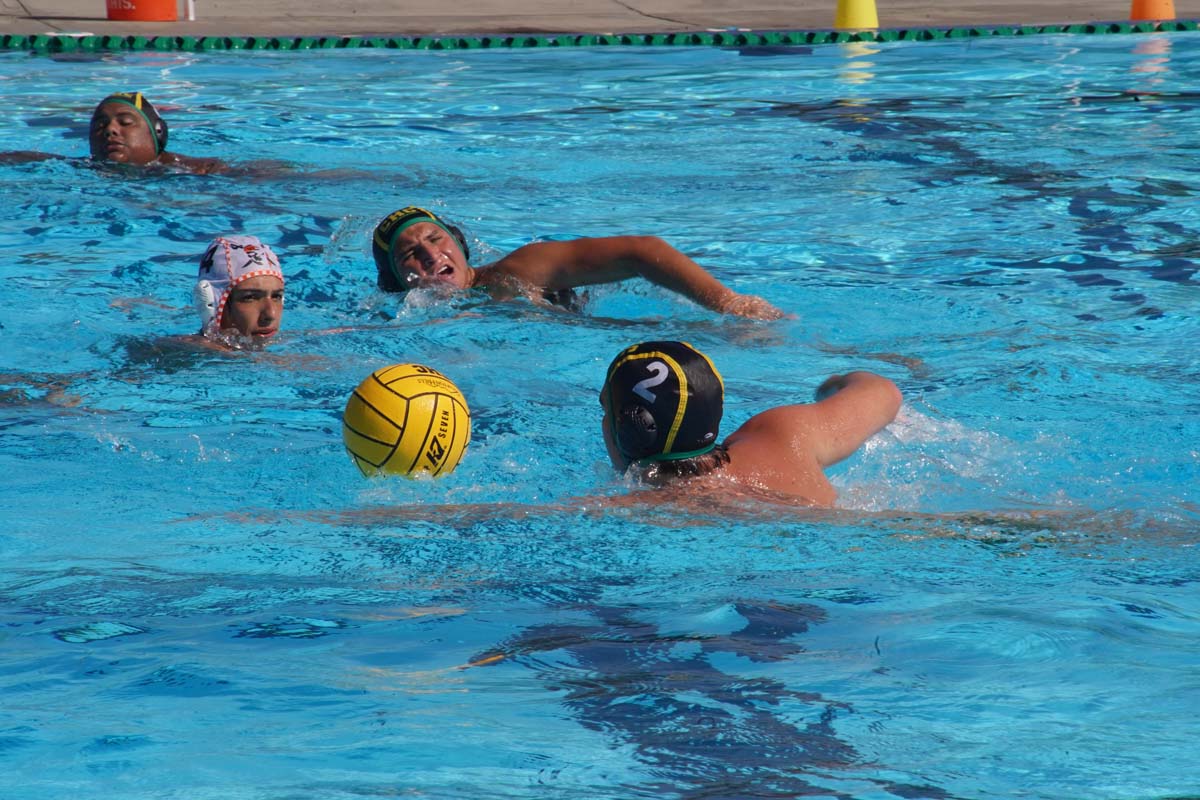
601, 341, 725, 464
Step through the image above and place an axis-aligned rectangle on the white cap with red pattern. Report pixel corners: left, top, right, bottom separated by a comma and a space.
193, 235, 284, 332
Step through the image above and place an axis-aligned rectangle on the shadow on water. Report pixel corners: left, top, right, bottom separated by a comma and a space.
468, 596, 958, 799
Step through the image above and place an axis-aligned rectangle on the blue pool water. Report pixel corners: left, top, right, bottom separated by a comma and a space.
1, 33, 1198, 799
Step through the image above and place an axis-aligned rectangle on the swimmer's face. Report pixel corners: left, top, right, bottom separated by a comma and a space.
89, 102, 159, 165
223, 275, 284, 338
391, 222, 471, 291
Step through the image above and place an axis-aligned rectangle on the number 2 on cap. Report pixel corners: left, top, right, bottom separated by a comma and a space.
633, 361, 669, 403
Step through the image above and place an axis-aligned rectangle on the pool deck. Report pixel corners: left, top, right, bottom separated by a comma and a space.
0, 0, 1191, 37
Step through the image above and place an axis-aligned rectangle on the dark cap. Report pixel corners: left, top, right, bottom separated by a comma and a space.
372, 206, 470, 293
601, 341, 724, 464
94, 92, 168, 154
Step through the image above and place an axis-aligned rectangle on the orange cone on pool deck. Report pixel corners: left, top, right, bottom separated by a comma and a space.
1130, 0, 1175, 19
106, 0, 178, 22
835, 0, 879, 29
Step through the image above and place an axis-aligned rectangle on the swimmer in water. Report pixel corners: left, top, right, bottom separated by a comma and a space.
5, 237, 284, 394
88, 92, 224, 173
599, 341, 902, 506
193, 235, 285, 345
372, 206, 785, 320
1, 92, 224, 174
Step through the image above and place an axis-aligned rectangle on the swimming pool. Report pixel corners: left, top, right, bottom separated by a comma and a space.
1, 32, 1198, 799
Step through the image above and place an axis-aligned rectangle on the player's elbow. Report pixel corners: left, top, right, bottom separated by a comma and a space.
843, 371, 902, 426
824, 371, 902, 411
866, 374, 903, 425
879, 377, 902, 421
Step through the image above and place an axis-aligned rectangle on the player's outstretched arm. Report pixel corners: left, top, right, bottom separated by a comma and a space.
491, 235, 784, 319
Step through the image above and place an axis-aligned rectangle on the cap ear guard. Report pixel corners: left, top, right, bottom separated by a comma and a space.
128, 92, 168, 154
152, 116, 169, 154
446, 224, 469, 261
614, 404, 660, 461
193, 279, 218, 330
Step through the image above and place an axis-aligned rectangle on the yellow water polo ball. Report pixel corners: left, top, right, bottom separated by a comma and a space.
342, 363, 472, 478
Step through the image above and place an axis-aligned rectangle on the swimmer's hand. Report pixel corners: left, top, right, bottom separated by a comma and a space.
719, 292, 787, 321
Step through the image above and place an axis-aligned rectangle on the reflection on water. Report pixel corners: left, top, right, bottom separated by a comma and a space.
1131, 34, 1172, 84
839, 41, 879, 86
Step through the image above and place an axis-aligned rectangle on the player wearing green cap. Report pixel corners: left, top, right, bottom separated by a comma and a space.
372, 205, 784, 320
88, 92, 223, 173
1, 92, 222, 173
